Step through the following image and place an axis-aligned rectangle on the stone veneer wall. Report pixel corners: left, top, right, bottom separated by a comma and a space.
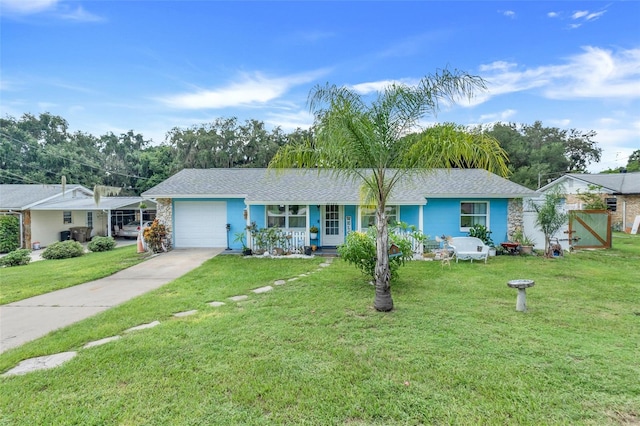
507, 198, 523, 240
154, 198, 173, 249
23, 210, 32, 249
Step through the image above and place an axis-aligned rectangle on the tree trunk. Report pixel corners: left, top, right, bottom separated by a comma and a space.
373, 208, 393, 312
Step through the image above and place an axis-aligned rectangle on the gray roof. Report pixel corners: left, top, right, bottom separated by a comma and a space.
142, 168, 536, 204
540, 172, 640, 195
30, 197, 155, 211
0, 184, 92, 210
567, 172, 640, 194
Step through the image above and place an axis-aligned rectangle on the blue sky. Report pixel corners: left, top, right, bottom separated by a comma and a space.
1, 1, 639, 172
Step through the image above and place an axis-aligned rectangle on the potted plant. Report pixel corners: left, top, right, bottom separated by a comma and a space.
519, 234, 536, 255
233, 232, 252, 256
309, 225, 319, 240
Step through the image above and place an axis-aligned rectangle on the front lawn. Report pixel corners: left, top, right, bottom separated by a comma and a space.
1, 234, 638, 424
0, 245, 147, 305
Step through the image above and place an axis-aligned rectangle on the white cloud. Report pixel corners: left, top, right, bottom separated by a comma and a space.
58, 5, 103, 22
160, 70, 328, 109
479, 46, 640, 101
585, 11, 606, 21
0, 0, 104, 22
479, 109, 517, 122
0, 0, 57, 14
547, 12, 559, 18
350, 79, 414, 95
502, 10, 516, 18
265, 110, 314, 132
572, 10, 606, 21
572, 10, 589, 19
479, 61, 517, 72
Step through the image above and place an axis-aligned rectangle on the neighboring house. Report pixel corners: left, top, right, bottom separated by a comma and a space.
0, 184, 156, 249
537, 172, 640, 233
141, 168, 536, 250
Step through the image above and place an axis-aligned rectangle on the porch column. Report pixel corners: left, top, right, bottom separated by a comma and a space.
306, 204, 310, 245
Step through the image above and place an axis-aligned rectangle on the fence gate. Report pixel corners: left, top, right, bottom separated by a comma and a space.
569, 210, 611, 249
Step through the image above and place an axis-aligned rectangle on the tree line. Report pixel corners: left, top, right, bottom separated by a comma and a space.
1, 112, 635, 194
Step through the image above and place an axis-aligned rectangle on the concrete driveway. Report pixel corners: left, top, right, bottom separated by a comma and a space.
0, 248, 222, 354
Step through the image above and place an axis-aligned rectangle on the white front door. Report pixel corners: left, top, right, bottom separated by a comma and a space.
322, 204, 343, 246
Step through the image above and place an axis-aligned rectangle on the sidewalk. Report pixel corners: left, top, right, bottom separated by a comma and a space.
0, 248, 222, 354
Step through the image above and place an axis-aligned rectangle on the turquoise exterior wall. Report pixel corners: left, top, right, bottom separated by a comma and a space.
423, 198, 508, 244
226, 198, 247, 249
344, 205, 357, 233
399, 205, 420, 228
250, 205, 266, 229
171, 198, 511, 249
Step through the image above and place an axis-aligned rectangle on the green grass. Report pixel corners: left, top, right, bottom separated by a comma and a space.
0, 245, 147, 304
1, 234, 639, 425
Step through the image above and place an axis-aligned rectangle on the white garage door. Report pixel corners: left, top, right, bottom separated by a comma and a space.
174, 201, 227, 248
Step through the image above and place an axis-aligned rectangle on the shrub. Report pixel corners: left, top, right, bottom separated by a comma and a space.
42, 240, 85, 260
0, 249, 31, 267
143, 219, 168, 253
88, 236, 117, 252
338, 227, 414, 281
0, 215, 20, 253
468, 224, 494, 246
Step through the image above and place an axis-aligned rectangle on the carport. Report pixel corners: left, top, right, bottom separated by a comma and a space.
29, 197, 156, 247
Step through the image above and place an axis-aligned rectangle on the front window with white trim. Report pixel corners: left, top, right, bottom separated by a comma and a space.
266, 205, 307, 229
360, 206, 398, 230
460, 202, 488, 230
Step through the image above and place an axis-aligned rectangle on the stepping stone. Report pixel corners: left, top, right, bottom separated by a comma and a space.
208, 301, 225, 307
287, 277, 299, 282
299, 273, 309, 277
125, 321, 160, 333
319, 263, 331, 268
2, 352, 77, 377
173, 310, 198, 317
273, 280, 286, 286
84, 336, 121, 349
252, 286, 273, 294
229, 295, 249, 302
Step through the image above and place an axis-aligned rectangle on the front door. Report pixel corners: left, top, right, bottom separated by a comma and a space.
322, 204, 343, 246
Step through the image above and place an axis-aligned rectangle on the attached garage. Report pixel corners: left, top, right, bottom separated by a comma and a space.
174, 201, 227, 248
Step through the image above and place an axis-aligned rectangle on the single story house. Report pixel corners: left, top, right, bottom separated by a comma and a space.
0, 184, 156, 249
537, 172, 640, 233
141, 168, 537, 250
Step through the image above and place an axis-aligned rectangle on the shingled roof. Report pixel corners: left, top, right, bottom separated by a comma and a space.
142, 168, 535, 204
559, 172, 640, 194
0, 184, 91, 210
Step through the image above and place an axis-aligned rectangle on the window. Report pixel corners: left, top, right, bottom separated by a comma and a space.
606, 198, 617, 212
460, 202, 488, 229
87, 211, 93, 227
63, 211, 72, 224
360, 206, 398, 230
266, 205, 307, 228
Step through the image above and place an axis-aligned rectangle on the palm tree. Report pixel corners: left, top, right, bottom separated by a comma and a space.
269, 69, 509, 311
530, 186, 568, 258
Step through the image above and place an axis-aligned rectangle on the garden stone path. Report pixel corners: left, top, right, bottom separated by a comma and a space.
173, 310, 198, 317
1, 255, 334, 376
2, 351, 78, 377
